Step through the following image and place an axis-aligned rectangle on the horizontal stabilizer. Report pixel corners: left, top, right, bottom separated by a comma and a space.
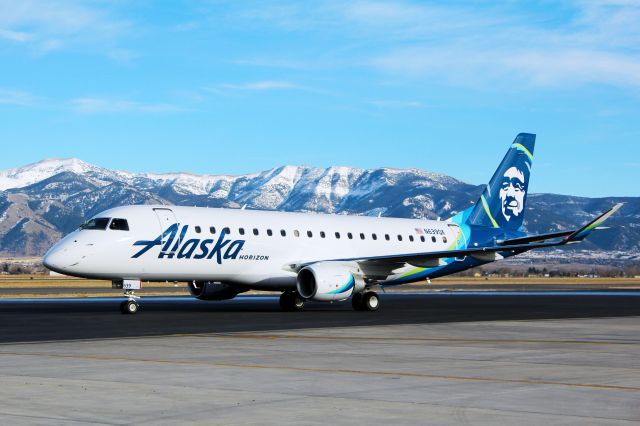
564, 203, 623, 243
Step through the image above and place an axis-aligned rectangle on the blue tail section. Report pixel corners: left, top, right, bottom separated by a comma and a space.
465, 133, 535, 232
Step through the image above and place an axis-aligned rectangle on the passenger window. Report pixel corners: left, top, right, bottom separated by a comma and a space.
335, 232, 341, 239
80, 217, 110, 230
385, 234, 390, 241
443, 236, 448, 243
267, 229, 273, 236
320, 231, 326, 238
195, 226, 201, 233
360, 233, 365, 240
372, 234, 377, 240
281, 229, 286, 237
253, 228, 259, 236
431, 236, 436, 243
347, 232, 353, 239
294, 230, 300, 237
307, 230, 313, 238
409, 235, 414, 242
397, 235, 403, 241
239, 228, 245, 235
209, 226, 216, 234
420, 236, 425, 242
109, 218, 129, 231
223, 227, 231, 234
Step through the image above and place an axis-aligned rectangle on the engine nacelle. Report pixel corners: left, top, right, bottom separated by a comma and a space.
188, 281, 244, 301
296, 262, 364, 302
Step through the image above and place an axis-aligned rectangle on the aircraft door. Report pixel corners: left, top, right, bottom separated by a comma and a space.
153, 208, 179, 245
447, 223, 467, 260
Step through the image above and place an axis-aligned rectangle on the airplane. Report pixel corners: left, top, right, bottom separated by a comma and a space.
43, 133, 622, 314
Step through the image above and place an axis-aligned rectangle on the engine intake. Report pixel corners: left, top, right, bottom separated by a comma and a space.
297, 262, 364, 302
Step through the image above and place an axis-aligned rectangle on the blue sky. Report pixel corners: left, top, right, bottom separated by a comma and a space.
0, 0, 638, 197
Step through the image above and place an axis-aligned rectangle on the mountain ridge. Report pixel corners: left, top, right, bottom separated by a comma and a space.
0, 158, 637, 257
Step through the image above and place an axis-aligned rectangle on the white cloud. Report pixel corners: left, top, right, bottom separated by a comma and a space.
210, 80, 305, 93
363, 1, 640, 89
226, 80, 302, 91
370, 99, 423, 109
0, 28, 33, 42
71, 97, 186, 113
234, 1, 640, 90
0, 0, 130, 55
0, 88, 40, 106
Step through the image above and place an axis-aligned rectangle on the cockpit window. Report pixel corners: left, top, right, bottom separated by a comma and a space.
80, 217, 110, 230
109, 218, 130, 231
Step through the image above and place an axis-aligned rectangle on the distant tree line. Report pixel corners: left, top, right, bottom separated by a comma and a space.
453, 263, 640, 278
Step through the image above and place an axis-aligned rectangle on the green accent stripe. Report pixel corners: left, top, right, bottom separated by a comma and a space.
481, 195, 499, 228
512, 143, 534, 162
400, 267, 425, 279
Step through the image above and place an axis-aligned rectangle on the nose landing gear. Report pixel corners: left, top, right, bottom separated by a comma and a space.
119, 291, 140, 315
113, 280, 142, 315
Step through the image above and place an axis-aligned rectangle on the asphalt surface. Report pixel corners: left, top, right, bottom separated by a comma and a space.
2, 292, 640, 424
1, 291, 639, 343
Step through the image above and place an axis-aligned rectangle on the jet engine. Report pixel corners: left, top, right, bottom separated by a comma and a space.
296, 262, 364, 302
188, 281, 245, 301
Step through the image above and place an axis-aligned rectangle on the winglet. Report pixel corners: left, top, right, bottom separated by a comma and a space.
565, 203, 623, 243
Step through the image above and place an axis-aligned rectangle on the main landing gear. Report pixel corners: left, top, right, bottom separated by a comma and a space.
279, 291, 305, 311
279, 290, 381, 311
351, 291, 380, 311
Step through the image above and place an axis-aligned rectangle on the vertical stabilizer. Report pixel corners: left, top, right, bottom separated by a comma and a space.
466, 133, 535, 232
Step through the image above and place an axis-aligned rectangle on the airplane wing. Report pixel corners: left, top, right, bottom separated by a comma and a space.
287, 203, 623, 273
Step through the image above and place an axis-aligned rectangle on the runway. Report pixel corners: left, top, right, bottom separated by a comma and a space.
1, 292, 640, 343
1, 292, 639, 424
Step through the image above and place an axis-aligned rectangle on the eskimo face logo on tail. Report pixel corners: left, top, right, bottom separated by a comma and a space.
131, 224, 245, 264
499, 166, 526, 221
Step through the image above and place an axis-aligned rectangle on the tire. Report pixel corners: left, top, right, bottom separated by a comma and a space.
279, 292, 293, 311
280, 291, 305, 311
122, 300, 139, 315
351, 292, 364, 311
362, 292, 380, 311
291, 293, 305, 311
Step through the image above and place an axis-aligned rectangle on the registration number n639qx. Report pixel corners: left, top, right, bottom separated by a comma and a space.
112, 279, 142, 290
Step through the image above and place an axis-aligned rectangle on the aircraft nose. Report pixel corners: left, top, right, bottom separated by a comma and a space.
43, 247, 63, 274
43, 244, 75, 275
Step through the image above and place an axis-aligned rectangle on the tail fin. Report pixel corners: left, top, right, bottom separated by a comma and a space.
466, 133, 536, 232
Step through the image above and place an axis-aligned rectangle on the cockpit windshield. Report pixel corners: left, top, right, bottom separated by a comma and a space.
79, 217, 111, 230
109, 218, 130, 231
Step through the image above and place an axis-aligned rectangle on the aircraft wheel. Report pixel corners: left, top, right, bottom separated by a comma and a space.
121, 300, 139, 315
280, 291, 305, 311
361, 291, 380, 311
351, 292, 364, 311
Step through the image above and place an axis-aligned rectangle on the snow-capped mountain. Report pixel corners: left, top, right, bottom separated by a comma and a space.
0, 158, 637, 257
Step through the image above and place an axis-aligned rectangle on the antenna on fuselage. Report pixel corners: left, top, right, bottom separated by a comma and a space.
241, 204, 247, 210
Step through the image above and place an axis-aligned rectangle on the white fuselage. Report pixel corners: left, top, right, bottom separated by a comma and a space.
43, 205, 460, 288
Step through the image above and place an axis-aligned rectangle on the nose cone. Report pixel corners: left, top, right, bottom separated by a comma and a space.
43, 245, 69, 275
